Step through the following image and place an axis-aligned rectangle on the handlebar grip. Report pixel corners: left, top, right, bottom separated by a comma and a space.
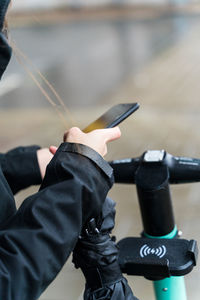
166, 154, 200, 183
109, 158, 140, 183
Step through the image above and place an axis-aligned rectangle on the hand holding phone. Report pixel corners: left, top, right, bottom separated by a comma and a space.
63, 126, 121, 157
83, 103, 139, 133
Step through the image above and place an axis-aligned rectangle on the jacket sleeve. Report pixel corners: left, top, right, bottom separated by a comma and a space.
0, 146, 42, 194
0, 142, 114, 300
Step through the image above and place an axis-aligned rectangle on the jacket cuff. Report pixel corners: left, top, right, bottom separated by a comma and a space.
59, 142, 114, 182
17, 146, 42, 185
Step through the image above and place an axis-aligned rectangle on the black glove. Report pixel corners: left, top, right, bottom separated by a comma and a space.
73, 198, 139, 300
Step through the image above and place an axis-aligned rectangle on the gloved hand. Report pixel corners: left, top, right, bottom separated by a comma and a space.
72, 198, 139, 300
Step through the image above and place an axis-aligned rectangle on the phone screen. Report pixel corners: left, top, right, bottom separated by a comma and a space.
83, 103, 139, 133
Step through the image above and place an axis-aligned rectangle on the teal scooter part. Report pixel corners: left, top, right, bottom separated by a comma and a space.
144, 226, 177, 240
154, 276, 186, 300
144, 226, 187, 300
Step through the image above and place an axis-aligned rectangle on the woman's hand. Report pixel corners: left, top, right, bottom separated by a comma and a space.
45, 127, 121, 179
63, 127, 121, 157
49, 127, 121, 158
37, 148, 53, 179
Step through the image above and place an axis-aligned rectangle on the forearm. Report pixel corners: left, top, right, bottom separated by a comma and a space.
0, 143, 113, 300
0, 146, 42, 194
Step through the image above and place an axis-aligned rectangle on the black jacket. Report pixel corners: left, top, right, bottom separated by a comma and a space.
0, 143, 114, 300
0, 1, 114, 298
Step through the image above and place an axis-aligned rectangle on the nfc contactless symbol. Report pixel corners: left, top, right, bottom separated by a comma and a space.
140, 244, 167, 258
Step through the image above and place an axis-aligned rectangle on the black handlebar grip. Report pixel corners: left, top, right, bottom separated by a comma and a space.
165, 153, 200, 183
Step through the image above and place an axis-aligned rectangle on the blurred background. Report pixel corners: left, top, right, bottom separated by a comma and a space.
1, 0, 200, 299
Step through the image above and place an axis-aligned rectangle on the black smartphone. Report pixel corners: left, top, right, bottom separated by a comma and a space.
83, 103, 139, 133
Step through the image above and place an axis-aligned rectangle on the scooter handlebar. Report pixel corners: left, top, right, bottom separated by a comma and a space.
109, 151, 200, 184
